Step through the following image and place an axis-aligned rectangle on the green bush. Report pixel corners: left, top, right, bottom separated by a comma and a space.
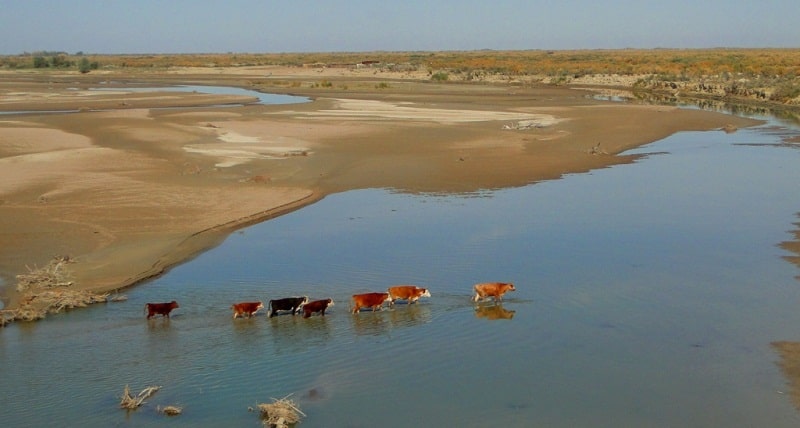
431, 71, 449, 82
33, 56, 48, 68
78, 57, 91, 73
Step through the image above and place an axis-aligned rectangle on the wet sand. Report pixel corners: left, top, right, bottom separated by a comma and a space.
0, 68, 761, 310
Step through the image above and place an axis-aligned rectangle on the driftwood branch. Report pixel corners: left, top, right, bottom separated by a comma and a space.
119, 385, 161, 410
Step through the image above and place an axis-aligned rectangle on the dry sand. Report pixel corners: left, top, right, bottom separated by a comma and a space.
0, 68, 762, 311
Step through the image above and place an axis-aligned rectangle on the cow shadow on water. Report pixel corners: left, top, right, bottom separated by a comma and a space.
145, 316, 177, 332
350, 303, 432, 336
267, 314, 334, 353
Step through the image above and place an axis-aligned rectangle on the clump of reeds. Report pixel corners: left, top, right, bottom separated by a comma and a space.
254, 395, 305, 427
5, 289, 110, 324
119, 384, 161, 410
1, 255, 119, 327
158, 405, 183, 416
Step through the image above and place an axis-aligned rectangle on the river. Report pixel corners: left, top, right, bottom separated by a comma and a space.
2, 95, 800, 427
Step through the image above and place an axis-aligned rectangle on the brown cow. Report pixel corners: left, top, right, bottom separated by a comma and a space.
302, 298, 334, 318
144, 301, 179, 319
231, 301, 264, 319
387, 285, 431, 306
352, 292, 392, 314
472, 282, 516, 302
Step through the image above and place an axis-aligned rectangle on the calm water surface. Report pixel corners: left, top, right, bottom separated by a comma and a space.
2, 112, 800, 427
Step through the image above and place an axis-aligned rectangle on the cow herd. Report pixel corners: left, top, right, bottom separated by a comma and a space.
143, 282, 516, 320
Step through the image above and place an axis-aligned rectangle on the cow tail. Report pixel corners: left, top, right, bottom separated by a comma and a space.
268, 300, 273, 314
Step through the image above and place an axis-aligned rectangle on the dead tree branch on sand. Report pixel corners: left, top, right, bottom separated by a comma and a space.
588, 142, 609, 155
16, 255, 74, 291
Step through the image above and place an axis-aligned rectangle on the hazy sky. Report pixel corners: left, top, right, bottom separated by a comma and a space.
2, 0, 798, 54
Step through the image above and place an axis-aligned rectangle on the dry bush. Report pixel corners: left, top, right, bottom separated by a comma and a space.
1, 255, 114, 326
253, 395, 305, 428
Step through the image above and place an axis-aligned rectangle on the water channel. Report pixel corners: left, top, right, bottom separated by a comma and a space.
2, 88, 800, 427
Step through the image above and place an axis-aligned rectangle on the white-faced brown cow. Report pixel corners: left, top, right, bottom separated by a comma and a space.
230, 301, 264, 319
302, 298, 334, 318
351, 292, 392, 314
387, 285, 431, 306
472, 282, 515, 303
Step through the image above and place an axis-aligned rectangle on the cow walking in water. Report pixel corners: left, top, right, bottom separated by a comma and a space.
387, 285, 431, 306
230, 301, 264, 319
268, 296, 309, 317
302, 298, 334, 318
472, 282, 515, 303
352, 292, 392, 313
144, 301, 180, 319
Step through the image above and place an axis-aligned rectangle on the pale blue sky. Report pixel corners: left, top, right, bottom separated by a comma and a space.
1, 0, 798, 54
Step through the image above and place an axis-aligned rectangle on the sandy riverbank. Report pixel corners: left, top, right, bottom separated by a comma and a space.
0, 67, 762, 316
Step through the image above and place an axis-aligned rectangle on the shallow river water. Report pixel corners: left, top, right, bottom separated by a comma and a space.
2, 104, 800, 427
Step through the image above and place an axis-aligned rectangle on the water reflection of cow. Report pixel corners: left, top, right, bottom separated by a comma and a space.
388, 303, 432, 328
474, 303, 515, 320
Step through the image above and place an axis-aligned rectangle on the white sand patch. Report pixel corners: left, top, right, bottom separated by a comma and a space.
184, 144, 310, 167
181, 122, 313, 167
278, 98, 561, 126
186, 129, 311, 167
217, 130, 261, 143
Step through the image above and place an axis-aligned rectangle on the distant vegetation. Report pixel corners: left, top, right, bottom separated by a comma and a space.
4, 50, 99, 72
2, 48, 798, 104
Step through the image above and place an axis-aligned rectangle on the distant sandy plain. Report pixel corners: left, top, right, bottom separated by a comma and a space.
0, 64, 762, 312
